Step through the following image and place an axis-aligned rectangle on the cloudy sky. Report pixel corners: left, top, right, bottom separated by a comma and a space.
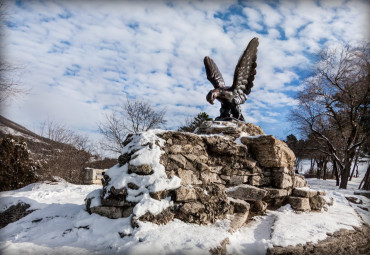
1, 0, 369, 148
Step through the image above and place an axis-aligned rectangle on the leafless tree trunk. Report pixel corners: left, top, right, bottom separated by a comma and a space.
349, 148, 360, 181
359, 164, 370, 190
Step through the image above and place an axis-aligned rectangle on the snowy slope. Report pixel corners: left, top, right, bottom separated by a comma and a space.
0, 164, 369, 255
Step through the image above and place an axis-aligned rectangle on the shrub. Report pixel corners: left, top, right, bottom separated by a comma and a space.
0, 135, 40, 191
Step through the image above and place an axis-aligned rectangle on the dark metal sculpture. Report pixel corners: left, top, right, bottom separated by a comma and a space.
204, 37, 259, 121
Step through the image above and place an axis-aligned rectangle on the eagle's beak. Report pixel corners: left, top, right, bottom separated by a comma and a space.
206, 90, 214, 105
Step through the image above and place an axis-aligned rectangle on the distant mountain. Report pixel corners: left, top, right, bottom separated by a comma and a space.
0, 115, 116, 184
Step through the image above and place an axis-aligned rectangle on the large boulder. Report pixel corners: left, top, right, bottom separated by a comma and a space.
240, 135, 295, 171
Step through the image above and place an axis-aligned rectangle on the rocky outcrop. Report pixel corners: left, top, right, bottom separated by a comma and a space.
267, 225, 370, 255
0, 203, 34, 229
85, 121, 329, 230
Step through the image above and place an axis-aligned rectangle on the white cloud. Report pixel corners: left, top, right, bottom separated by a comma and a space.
1, 0, 369, 149
243, 7, 263, 31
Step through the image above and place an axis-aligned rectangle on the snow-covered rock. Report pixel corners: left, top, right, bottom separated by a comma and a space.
85, 121, 329, 230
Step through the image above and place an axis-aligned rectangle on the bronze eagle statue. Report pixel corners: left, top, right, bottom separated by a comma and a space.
204, 37, 259, 121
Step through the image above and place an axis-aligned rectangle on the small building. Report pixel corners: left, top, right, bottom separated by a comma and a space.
84, 167, 106, 185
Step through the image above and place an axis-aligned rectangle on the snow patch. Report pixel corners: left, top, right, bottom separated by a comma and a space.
133, 194, 173, 217
102, 129, 181, 217
0, 177, 369, 254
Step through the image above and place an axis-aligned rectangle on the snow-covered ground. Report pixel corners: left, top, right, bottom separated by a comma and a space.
0, 162, 369, 255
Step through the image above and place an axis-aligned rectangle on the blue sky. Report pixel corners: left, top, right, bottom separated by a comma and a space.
1, 0, 369, 150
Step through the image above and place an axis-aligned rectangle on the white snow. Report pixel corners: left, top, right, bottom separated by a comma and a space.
0, 126, 46, 144
133, 194, 173, 217
209, 122, 238, 128
1, 175, 369, 254
234, 132, 249, 146
1, 146, 369, 254
100, 130, 181, 217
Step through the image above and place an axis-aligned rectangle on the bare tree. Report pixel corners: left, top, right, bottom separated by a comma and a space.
98, 97, 166, 154
0, 0, 24, 103
292, 42, 369, 189
40, 119, 91, 151
38, 119, 94, 183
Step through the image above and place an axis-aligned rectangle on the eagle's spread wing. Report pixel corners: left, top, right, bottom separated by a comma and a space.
204, 56, 225, 89
231, 38, 259, 101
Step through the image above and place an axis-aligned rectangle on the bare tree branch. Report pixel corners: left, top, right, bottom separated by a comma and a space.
98, 97, 166, 155
291, 42, 370, 189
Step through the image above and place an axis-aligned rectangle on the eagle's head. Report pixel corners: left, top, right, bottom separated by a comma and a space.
206, 88, 221, 105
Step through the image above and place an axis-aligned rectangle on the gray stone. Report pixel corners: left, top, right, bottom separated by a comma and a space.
263, 169, 272, 177
241, 135, 295, 171
230, 175, 249, 185
178, 169, 202, 185
272, 167, 290, 174
309, 195, 327, 211
168, 154, 187, 168
249, 175, 262, 186
293, 188, 318, 198
197, 162, 210, 171
228, 198, 250, 232
0, 203, 34, 229
252, 166, 263, 174
128, 164, 153, 175
201, 171, 223, 184
209, 166, 223, 173
229, 211, 249, 232
293, 175, 308, 188
229, 197, 250, 214
260, 176, 272, 186
180, 202, 205, 214
273, 173, 293, 189
90, 206, 124, 219
109, 186, 127, 196
101, 198, 128, 207
175, 186, 197, 202
318, 191, 326, 196
127, 182, 139, 190
244, 158, 257, 169
288, 197, 310, 211
220, 175, 231, 182
183, 144, 193, 153
226, 184, 267, 201
169, 145, 183, 154
122, 206, 134, 217
184, 154, 197, 162
264, 188, 289, 199
118, 153, 131, 166
150, 190, 169, 200
197, 155, 208, 164
254, 200, 268, 213
137, 208, 175, 225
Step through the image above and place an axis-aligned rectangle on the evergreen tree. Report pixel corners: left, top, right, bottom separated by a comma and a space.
179, 112, 213, 132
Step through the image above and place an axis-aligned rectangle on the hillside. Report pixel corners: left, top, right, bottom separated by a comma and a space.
0, 115, 116, 188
